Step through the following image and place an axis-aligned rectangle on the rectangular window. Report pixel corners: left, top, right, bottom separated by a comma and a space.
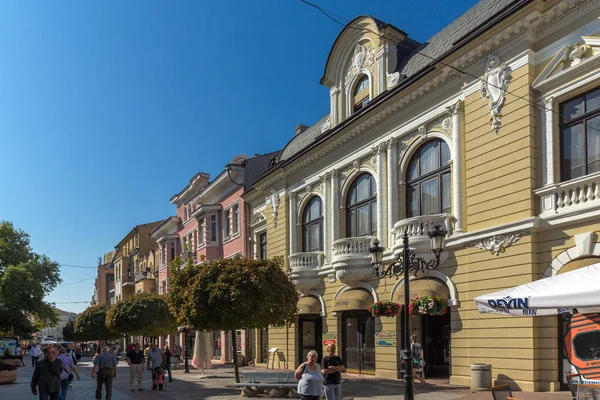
233, 205, 239, 234
199, 220, 205, 244
224, 210, 231, 238
259, 233, 267, 260
211, 215, 217, 242
170, 244, 175, 262
260, 328, 268, 363
561, 88, 600, 181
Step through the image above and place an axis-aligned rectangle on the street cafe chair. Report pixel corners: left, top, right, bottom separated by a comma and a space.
490, 384, 513, 400
576, 383, 600, 399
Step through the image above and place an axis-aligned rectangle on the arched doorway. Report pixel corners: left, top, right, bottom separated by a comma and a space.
333, 289, 375, 375
394, 278, 451, 378
297, 296, 323, 365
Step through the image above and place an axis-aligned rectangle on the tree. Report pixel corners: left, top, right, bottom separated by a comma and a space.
62, 320, 78, 342
106, 292, 178, 339
0, 221, 61, 337
167, 256, 298, 382
73, 305, 119, 342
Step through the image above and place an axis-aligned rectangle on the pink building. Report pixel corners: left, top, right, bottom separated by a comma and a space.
160, 153, 279, 366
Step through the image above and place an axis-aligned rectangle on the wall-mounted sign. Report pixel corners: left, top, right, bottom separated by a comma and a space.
322, 333, 337, 340
323, 339, 336, 346
376, 331, 397, 339
376, 339, 396, 347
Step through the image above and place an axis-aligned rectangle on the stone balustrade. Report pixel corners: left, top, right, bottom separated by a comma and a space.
535, 172, 600, 217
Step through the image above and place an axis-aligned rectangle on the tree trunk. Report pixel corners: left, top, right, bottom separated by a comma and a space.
231, 330, 240, 383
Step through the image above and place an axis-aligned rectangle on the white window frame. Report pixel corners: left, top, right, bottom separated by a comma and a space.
222, 201, 241, 243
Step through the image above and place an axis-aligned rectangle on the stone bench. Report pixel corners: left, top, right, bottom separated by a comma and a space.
232, 371, 297, 398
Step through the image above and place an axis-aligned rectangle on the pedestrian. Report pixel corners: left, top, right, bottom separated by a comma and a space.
151, 367, 168, 391
146, 343, 166, 391
126, 343, 145, 391
31, 343, 41, 367
31, 347, 63, 400
321, 344, 345, 400
294, 350, 322, 400
16, 344, 24, 366
92, 346, 118, 400
163, 345, 173, 382
411, 334, 426, 384
74, 346, 81, 362
173, 343, 181, 368
57, 347, 80, 399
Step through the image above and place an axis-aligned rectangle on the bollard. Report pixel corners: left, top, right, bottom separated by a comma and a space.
470, 363, 492, 392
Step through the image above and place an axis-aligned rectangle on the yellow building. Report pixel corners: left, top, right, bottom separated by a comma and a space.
244, 0, 600, 392
113, 221, 162, 301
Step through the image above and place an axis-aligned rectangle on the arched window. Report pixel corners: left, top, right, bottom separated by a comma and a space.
346, 173, 377, 237
406, 139, 451, 217
353, 75, 370, 114
302, 196, 323, 252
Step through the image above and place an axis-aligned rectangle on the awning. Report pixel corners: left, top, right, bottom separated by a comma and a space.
474, 263, 600, 316
395, 279, 450, 305
298, 296, 321, 315
332, 289, 373, 311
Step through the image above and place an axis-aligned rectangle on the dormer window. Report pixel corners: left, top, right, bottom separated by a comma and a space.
353, 75, 370, 113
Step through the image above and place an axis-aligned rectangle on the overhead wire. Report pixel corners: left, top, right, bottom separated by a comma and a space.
299, 0, 600, 134
59, 264, 97, 269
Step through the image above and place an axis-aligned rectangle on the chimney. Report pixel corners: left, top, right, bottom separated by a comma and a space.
295, 124, 309, 135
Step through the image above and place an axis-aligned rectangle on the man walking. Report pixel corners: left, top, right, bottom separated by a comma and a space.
92, 346, 118, 400
31, 343, 41, 367
146, 343, 165, 390
16, 344, 24, 366
321, 343, 345, 400
31, 347, 63, 400
126, 343, 145, 391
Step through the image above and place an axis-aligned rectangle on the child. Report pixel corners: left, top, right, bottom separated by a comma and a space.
151, 367, 168, 391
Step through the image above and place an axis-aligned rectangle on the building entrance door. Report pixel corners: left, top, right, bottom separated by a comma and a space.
298, 316, 322, 365
421, 312, 451, 377
342, 311, 375, 375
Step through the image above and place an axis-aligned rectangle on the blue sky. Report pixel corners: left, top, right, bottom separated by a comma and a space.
0, 0, 479, 313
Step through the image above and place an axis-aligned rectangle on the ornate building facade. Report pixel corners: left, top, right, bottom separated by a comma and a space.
245, 0, 600, 391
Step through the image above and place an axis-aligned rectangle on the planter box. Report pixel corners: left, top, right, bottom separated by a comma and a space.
0, 370, 17, 384
0, 359, 21, 367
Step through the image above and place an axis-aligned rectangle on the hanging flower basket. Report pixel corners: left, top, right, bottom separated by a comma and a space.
369, 301, 401, 317
409, 296, 449, 317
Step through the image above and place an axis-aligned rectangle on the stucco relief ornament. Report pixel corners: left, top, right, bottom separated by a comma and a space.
345, 44, 376, 87
474, 234, 521, 256
569, 44, 589, 66
480, 55, 512, 134
267, 188, 280, 228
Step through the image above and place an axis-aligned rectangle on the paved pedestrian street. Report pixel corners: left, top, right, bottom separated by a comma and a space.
1, 359, 572, 400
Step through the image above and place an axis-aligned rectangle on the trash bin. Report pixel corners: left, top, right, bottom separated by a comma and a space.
470, 363, 492, 391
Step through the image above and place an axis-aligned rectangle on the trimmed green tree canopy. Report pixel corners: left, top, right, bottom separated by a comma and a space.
0, 221, 61, 337
73, 305, 119, 341
106, 292, 178, 337
167, 256, 298, 331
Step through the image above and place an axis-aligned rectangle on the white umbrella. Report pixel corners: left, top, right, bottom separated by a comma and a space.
474, 263, 600, 316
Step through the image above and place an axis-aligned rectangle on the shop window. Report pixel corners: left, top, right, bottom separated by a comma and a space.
560, 88, 600, 181
405, 139, 451, 217
346, 173, 377, 237
302, 196, 324, 252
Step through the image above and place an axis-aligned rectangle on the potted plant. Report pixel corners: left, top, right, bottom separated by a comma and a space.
409, 296, 449, 317
0, 360, 17, 384
370, 301, 401, 317
0, 349, 20, 368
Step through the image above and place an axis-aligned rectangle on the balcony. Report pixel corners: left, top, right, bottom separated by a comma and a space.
332, 236, 376, 285
135, 270, 157, 283
391, 213, 453, 265
535, 172, 600, 218
289, 252, 324, 292
121, 274, 134, 286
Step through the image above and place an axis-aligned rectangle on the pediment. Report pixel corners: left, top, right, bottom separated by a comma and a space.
533, 36, 600, 90
250, 212, 266, 227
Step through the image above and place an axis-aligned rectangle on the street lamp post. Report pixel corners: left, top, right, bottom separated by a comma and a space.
179, 327, 191, 373
369, 224, 447, 400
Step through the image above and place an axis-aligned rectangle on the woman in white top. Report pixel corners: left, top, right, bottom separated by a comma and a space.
294, 350, 323, 400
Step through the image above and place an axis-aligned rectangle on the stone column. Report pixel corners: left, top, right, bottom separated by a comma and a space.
387, 138, 398, 247
331, 170, 340, 243
322, 173, 331, 264
289, 194, 297, 255
375, 144, 387, 246
450, 100, 464, 234
543, 96, 556, 185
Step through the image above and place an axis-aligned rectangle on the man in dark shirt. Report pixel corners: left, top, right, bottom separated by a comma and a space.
321, 343, 345, 400
31, 347, 63, 400
126, 343, 145, 391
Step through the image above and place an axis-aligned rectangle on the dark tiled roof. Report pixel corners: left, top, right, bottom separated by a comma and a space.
401, 0, 519, 78
277, 0, 521, 163
279, 115, 330, 161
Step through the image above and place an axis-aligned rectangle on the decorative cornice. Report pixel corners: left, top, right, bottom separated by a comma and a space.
473, 233, 522, 256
